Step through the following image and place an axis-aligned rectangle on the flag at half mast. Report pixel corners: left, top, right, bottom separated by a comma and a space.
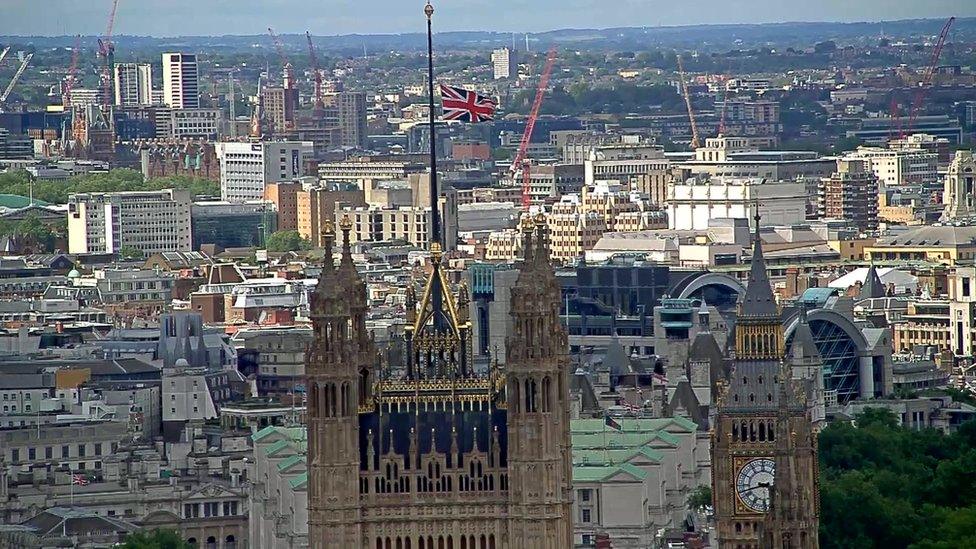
439, 83, 497, 122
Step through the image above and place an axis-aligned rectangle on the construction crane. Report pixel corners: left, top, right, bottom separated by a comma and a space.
267, 27, 292, 84
716, 87, 727, 136
676, 54, 700, 149
97, 0, 120, 107
512, 47, 557, 209
63, 35, 82, 107
905, 16, 954, 135
0, 47, 10, 70
1, 53, 33, 104
306, 31, 324, 110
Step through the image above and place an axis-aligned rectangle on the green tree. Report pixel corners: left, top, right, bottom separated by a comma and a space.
121, 529, 190, 549
265, 230, 311, 252
119, 245, 146, 260
687, 484, 712, 511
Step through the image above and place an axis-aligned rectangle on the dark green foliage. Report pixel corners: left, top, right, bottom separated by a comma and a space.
265, 230, 310, 252
121, 529, 190, 549
0, 169, 219, 205
819, 407, 976, 549
0, 213, 67, 253
687, 485, 712, 512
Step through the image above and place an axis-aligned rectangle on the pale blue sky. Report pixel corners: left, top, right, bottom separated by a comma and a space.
3, 0, 973, 36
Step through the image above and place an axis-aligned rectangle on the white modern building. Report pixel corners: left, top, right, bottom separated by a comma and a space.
217, 141, 314, 203
170, 108, 223, 139
666, 176, 807, 230
162, 52, 200, 109
113, 63, 153, 106
491, 47, 517, 80
846, 146, 939, 191
67, 189, 193, 254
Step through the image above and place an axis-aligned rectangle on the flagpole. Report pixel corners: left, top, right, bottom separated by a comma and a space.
425, 1, 440, 248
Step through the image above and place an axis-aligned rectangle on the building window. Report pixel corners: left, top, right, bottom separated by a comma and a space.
964, 277, 971, 298
11, 449, 19, 462
28, 448, 35, 460
94, 443, 102, 456
45, 447, 52, 459
581, 508, 592, 523
78, 444, 86, 457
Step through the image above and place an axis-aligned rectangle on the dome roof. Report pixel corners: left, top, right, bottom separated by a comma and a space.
67, 269, 81, 278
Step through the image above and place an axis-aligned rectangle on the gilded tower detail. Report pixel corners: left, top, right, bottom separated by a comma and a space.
711, 214, 820, 549
305, 216, 573, 548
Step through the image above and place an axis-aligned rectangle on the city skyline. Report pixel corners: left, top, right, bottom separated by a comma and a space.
1, 0, 974, 37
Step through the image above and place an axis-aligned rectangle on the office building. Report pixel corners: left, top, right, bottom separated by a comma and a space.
217, 141, 314, 202
263, 181, 302, 231
67, 189, 193, 255
296, 185, 367, 247
169, 108, 222, 139
113, 63, 153, 106
162, 52, 200, 109
666, 176, 807, 231
585, 143, 671, 206
818, 159, 880, 232
491, 47, 517, 79
261, 67, 300, 135
325, 91, 367, 149
191, 200, 277, 250
845, 146, 939, 191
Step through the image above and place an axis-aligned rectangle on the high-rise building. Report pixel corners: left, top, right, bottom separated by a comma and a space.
113, 63, 153, 106
67, 189, 193, 254
667, 176, 807, 231
491, 47, 517, 80
305, 212, 573, 547
324, 91, 367, 149
217, 141, 314, 203
261, 65, 300, 136
162, 53, 200, 109
264, 181, 302, 232
942, 150, 976, 222
817, 159, 880, 232
711, 214, 820, 548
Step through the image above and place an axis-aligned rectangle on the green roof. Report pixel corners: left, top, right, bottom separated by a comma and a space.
263, 439, 302, 457
0, 194, 50, 209
572, 463, 648, 482
573, 446, 664, 467
252, 425, 307, 444
277, 454, 306, 472
571, 417, 697, 434
289, 472, 308, 489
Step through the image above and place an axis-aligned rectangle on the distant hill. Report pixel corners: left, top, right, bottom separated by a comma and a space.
2, 17, 973, 56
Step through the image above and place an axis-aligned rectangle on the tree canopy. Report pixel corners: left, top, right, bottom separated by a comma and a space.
265, 230, 311, 252
121, 529, 190, 549
819, 408, 976, 549
0, 169, 219, 204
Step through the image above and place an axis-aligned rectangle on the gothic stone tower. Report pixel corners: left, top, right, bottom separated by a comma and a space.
506, 216, 574, 548
306, 215, 573, 548
711, 214, 819, 549
306, 219, 372, 548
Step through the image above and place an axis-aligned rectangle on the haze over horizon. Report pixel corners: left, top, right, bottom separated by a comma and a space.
1, 0, 973, 37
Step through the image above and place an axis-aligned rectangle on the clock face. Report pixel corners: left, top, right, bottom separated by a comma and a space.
736, 458, 775, 513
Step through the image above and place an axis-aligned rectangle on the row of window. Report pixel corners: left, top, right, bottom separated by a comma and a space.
7, 442, 116, 463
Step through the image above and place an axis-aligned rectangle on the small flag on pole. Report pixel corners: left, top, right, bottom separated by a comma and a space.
604, 413, 622, 431
439, 83, 497, 122
72, 474, 89, 486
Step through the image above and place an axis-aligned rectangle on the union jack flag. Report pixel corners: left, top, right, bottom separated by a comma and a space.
439, 84, 497, 123
72, 474, 89, 486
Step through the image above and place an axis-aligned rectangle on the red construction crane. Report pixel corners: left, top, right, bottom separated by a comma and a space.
268, 27, 290, 67
63, 35, 82, 107
512, 47, 557, 209
97, 0, 120, 107
905, 16, 954, 135
306, 31, 324, 110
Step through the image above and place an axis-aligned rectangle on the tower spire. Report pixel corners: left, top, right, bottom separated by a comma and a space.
739, 205, 778, 318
